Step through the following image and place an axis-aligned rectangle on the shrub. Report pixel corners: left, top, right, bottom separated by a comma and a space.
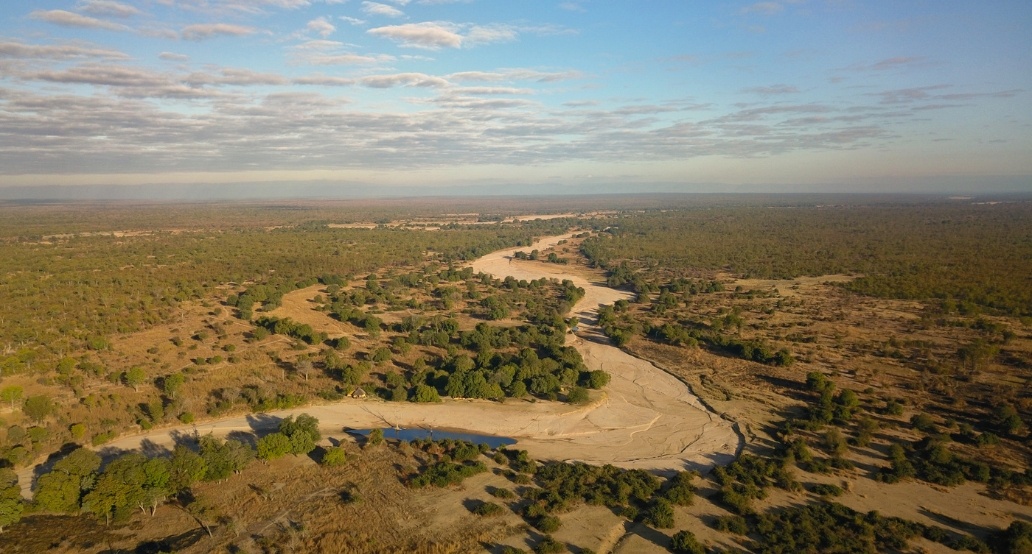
534, 535, 565, 554
473, 501, 504, 517
535, 515, 562, 533
670, 530, 706, 554
321, 446, 347, 467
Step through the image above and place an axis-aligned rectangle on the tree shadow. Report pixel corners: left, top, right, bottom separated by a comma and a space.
245, 413, 282, 436
120, 528, 207, 554
169, 428, 200, 449
227, 430, 258, 449
139, 438, 170, 459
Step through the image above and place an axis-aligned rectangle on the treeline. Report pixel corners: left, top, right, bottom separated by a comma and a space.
579, 202, 1032, 316
4, 414, 328, 529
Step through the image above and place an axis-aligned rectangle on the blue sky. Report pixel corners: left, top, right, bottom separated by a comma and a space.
0, 0, 1029, 194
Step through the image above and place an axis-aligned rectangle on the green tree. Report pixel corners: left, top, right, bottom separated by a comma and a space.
257, 432, 292, 461
168, 445, 205, 494
321, 446, 347, 467
0, 469, 24, 533
83, 453, 170, 524
0, 386, 23, 410
22, 395, 54, 424
125, 366, 146, 392
670, 530, 706, 554
279, 414, 320, 455
33, 448, 101, 513
644, 498, 675, 528
411, 384, 442, 403
199, 435, 234, 482
163, 372, 185, 400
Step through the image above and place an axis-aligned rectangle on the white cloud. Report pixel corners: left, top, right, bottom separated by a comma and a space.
293, 39, 346, 51
0, 40, 129, 60
29, 10, 129, 31
360, 72, 450, 88
368, 22, 463, 49
465, 25, 518, 46
306, 53, 394, 65
306, 17, 336, 38
294, 75, 356, 86
181, 23, 257, 40
77, 0, 141, 18
340, 16, 367, 25
159, 51, 190, 61
362, 1, 404, 17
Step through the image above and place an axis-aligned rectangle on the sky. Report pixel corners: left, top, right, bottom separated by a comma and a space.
0, 0, 1029, 196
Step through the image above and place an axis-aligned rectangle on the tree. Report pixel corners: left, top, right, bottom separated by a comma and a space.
279, 414, 321, 455
199, 435, 234, 482
0, 386, 23, 410
321, 446, 347, 467
411, 384, 441, 403
224, 439, 255, 473
670, 530, 706, 554
22, 395, 54, 424
295, 358, 313, 381
83, 453, 171, 524
163, 372, 185, 400
168, 445, 206, 494
0, 469, 24, 533
644, 498, 674, 528
125, 366, 146, 392
257, 432, 292, 461
33, 448, 101, 513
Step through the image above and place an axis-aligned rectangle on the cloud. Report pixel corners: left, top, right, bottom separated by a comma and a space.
559, 2, 586, 12
185, 68, 288, 86
181, 23, 257, 40
447, 69, 583, 82
29, 10, 129, 31
306, 17, 336, 38
159, 51, 190, 61
847, 56, 926, 72
294, 75, 356, 86
340, 16, 367, 26
360, 72, 450, 88
369, 22, 462, 49
742, 84, 799, 96
34, 64, 171, 88
0, 41, 129, 60
77, 0, 141, 18
465, 25, 518, 46
305, 53, 394, 65
362, 2, 404, 17
740, 2, 784, 15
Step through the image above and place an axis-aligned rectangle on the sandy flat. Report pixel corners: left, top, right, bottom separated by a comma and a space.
20, 234, 738, 496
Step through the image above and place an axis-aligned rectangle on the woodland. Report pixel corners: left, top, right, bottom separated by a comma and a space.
0, 194, 1029, 553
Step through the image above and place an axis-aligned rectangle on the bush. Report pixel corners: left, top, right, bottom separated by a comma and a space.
321, 446, 347, 467
670, 530, 706, 554
472, 501, 504, 517
534, 535, 566, 554
535, 515, 562, 533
